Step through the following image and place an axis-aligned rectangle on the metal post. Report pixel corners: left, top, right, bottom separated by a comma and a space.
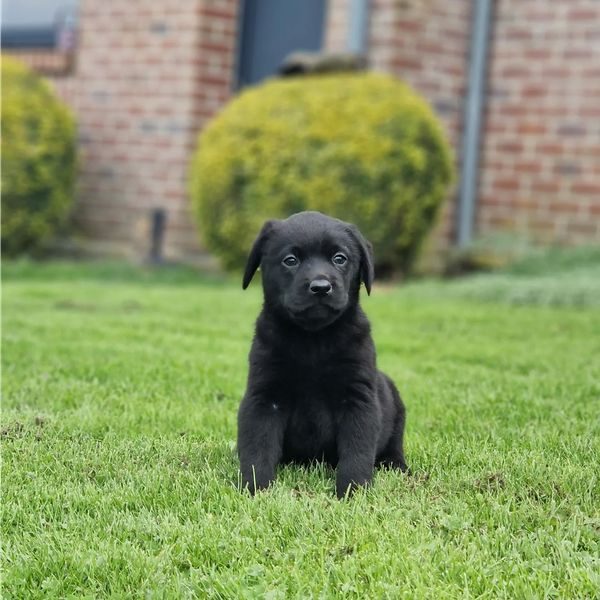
149, 209, 166, 264
456, 0, 494, 247
347, 0, 370, 54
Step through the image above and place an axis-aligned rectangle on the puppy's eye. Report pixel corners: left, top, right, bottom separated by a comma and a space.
282, 255, 299, 267
332, 253, 347, 266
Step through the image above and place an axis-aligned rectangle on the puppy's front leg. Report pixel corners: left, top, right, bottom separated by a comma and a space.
336, 405, 379, 499
237, 396, 285, 494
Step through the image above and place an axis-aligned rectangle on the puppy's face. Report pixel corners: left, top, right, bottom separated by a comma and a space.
243, 212, 374, 331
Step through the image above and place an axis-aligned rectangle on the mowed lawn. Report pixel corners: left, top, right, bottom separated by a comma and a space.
2, 256, 599, 598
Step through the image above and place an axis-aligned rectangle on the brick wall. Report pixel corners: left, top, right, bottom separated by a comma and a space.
324, 0, 351, 52
5, 0, 599, 260
71, 0, 238, 260
479, 0, 600, 244
6, 0, 239, 261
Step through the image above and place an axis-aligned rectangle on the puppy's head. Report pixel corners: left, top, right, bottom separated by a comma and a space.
242, 212, 374, 331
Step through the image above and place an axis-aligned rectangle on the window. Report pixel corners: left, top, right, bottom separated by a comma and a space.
237, 0, 325, 87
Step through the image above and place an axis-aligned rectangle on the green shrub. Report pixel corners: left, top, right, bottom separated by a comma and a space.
1, 57, 77, 256
189, 73, 454, 273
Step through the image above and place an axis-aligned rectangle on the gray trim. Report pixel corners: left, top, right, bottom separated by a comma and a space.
234, 0, 248, 90
456, 0, 494, 247
347, 0, 370, 54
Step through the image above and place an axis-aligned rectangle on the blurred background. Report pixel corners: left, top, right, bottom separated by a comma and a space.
1, 0, 599, 273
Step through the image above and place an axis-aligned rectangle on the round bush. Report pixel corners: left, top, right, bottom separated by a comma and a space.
190, 73, 454, 273
1, 57, 77, 255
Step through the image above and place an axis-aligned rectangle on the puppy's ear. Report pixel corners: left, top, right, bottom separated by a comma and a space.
348, 225, 375, 295
242, 220, 276, 289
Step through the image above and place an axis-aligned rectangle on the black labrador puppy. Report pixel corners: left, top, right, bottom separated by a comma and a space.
238, 211, 408, 498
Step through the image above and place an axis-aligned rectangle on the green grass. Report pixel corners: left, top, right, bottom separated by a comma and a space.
413, 245, 600, 308
2, 257, 599, 598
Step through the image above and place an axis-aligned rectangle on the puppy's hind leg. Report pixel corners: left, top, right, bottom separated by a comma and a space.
378, 383, 409, 473
378, 431, 409, 472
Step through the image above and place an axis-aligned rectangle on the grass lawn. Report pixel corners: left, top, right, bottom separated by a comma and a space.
2, 254, 599, 598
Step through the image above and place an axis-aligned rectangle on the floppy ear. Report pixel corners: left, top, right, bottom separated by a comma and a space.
348, 225, 375, 295
242, 220, 276, 289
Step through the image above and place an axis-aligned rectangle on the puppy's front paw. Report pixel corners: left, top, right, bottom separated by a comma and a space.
336, 473, 372, 499
241, 480, 270, 496
240, 467, 275, 496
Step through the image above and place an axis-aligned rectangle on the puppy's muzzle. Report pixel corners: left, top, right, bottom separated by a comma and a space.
309, 279, 333, 296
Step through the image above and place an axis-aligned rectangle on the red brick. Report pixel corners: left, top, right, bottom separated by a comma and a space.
541, 66, 570, 78
578, 106, 600, 118
521, 85, 547, 99
566, 221, 598, 236
198, 40, 234, 54
498, 104, 529, 117
564, 49, 594, 60
568, 8, 598, 20
488, 214, 518, 228
572, 183, 600, 195
531, 180, 561, 194
514, 161, 543, 174
513, 197, 542, 211
505, 27, 532, 41
197, 74, 230, 87
500, 66, 531, 78
391, 57, 424, 71
200, 6, 236, 19
536, 142, 564, 155
496, 141, 524, 153
395, 19, 423, 32
493, 178, 519, 191
549, 201, 577, 214
517, 122, 547, 135
524, 49, 552, 61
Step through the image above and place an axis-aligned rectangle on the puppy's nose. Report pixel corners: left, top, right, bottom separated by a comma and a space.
309, 279, 333, 296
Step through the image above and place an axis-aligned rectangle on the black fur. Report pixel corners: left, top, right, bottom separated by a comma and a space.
238, 211, 408, 498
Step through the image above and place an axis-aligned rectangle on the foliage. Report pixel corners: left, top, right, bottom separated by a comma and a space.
190, 73, 454, 272
1, 57, 77, 255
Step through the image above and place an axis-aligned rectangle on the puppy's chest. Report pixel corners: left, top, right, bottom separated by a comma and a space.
282, 392, 338, 463
275, 370, 344, 461
266, 346, 363, 461
277, 360, 346, 405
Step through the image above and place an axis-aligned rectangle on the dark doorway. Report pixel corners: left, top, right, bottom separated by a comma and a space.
237, 0, 326, 87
